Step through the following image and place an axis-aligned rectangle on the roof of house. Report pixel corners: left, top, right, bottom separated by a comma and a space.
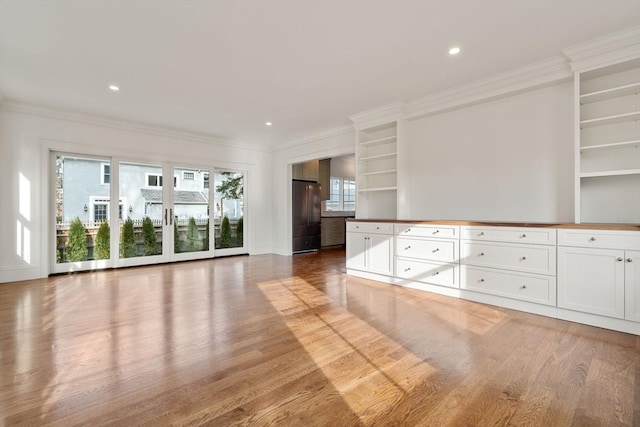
140, 189, 208, 204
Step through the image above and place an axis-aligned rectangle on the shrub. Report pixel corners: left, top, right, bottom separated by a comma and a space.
220, 216, 232, 248
185, 217, 200, 252
236, 216, 243, 246
120, 218, 136, 258
142, 216, 158, 255
66, 217, 88, 262
95, 221, 110, 260
174, 220, 181, 253
203, 219, 210, 251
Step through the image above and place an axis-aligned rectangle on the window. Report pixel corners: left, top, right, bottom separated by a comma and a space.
147, 173, 163, 187
94, 203, 108, 222
182, 171, 195, 180
101, 163, 110, 184
324, 177, 356, 212
203, 172, 209, 189
92, 198, 124, 222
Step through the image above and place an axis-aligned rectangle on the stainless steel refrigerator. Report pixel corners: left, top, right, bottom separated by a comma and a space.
292, 180, 321, 253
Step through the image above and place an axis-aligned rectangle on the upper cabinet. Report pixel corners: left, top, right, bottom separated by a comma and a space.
355, 121, 399, 219
292, 160, 319, 182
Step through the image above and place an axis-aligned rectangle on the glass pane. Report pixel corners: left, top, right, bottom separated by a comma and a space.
214, 169, 244, 249
55, 155, 111, 263
173, 167, 209, 254
119, 162, 163, 258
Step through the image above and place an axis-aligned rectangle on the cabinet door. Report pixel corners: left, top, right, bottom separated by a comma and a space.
625, 250, 640, 322
558, 246, 625, 319
368, 234, 393, 276
346, 233, 366, 271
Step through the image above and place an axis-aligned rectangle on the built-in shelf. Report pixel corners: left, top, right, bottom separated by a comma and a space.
359, 169, 397, 176
357, 186, 398, 192
580, 82, 640, 104
359, 152, 397, 161
580, 111, 640, 128
580, 169, 640, 178
359, 135, 397, 146
581, 140, 640, 152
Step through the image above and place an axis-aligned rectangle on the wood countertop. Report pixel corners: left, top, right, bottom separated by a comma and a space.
345, 218, 640, 231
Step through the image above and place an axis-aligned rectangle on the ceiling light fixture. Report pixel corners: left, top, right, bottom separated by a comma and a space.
265, 122, 272, 126
449, 47, 461, 55
109, 85, 120, 92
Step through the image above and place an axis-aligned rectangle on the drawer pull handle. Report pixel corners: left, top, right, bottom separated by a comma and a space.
480, 278, 485, 282
432, 248, 440, 253
617, 257, 623, 262
521, 234, 527, 238
405, 246, 411, 250
376, 226, 380, 230
521, 256, 527, 261
521, 285, 527, 289
628, 258, 633, 263
434, 272, 439, 275
404, 267, 411, 272
479, 232, 484, 236
433, 230, 439, 234
589, 237, 596, 241
480, 252, 485, 256
406, 228, 411, 233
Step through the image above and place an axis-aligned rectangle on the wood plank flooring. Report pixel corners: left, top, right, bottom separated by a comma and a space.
1, 248, 639, 426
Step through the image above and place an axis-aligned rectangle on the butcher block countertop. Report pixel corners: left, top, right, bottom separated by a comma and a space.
345, 218, 640, 231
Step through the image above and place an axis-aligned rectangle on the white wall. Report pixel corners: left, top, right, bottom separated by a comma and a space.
0, 106, 273, 283
271, 129, 355, 255
399, 82, 575, 222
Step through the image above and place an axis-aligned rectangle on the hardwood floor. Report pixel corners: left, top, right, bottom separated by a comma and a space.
1, 248, 638, 426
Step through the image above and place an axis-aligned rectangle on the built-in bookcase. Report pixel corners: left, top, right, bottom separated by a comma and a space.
356, 121, 398, 219
577, 58, 640, 224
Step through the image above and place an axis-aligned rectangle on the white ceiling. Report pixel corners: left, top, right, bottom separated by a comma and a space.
1, 1, 639, 147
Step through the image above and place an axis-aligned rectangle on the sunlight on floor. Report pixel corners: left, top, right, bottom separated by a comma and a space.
257, 277, 438, 423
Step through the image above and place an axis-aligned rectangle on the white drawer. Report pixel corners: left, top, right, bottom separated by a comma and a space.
396, 236, 459, 263
461, 226, 556, 245
461, 241, 556, 276
461, 265, 556, 306
558, 229, 640, 251
395, 224, 458, 239
396, 258, 459, 288
346, 222, 393, 234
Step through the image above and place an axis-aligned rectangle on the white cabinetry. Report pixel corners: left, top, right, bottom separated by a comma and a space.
625, 251, 640, 322
355, 121, 398, 219
575, 58, 640, 224
460, 226, 557, 306
346, 222, 393, 277
558, 229, 640, 321
394, 224, 460, 288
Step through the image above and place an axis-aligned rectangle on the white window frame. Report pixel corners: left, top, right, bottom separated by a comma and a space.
323, 177, 356, 213
146, 173, 163, 187
90, 196, 126, 222
182, 171, 195, 180
101, 163, 111, 185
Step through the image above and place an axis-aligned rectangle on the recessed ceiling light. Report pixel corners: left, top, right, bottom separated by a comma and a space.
449, 47, 461, 55
109, 85, 120, 92
265, 122, 272, 126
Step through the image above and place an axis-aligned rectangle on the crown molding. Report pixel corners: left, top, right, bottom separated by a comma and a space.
0, 101, 271, 153
562, 26, 640, 73
348, 102, 404, 130
272, 125, 354, 152
403, 55, 572, 120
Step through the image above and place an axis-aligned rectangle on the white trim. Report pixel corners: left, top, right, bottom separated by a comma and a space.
100, 163, 110, 185
562, 26, 640, 73
349, 103, 404, 130
1, 101, 270, 153
404, 56, 571, 120
273, 125, 354, 152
